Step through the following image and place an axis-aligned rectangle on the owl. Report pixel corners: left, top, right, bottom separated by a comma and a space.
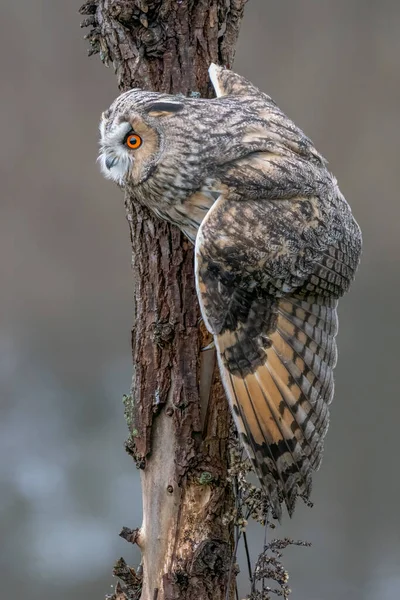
99, 64, 362, 519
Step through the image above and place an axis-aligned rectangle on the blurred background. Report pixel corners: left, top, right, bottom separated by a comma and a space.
1, 1, 399, 599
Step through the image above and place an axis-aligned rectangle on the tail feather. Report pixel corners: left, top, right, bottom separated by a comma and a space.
223, 366, 284, 514
215, 294, 338, 518
253, 368, 313, 496
265, 351, 325, 458
278, 303, 337, 367
276, 317, 332, 390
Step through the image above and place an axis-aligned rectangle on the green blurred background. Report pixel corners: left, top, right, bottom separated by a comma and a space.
1, 1, 399, 599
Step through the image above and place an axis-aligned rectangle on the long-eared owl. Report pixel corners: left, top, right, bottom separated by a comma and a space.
99, 64, 362, 519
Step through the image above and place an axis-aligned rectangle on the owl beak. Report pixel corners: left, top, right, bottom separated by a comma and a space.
105, 155, 119, 170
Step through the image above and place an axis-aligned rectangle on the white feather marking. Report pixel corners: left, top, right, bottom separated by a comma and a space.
98, 121, 133, 184
194, 193, 224, 335
208, 63, 225, 98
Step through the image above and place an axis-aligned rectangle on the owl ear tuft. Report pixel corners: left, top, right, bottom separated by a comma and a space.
208, 63, 261, 99
146, 101, 184, 117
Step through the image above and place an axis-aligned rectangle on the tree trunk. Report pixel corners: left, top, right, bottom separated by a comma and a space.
79, 2, 248, 599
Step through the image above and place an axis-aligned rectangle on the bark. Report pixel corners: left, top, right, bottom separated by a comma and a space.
79, 2, 248, 599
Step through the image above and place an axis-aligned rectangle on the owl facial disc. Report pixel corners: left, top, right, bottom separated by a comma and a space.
99, 120, 134, 185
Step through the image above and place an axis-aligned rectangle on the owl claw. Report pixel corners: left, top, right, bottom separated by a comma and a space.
201, 340, 215, 352
198, 316, 214, 351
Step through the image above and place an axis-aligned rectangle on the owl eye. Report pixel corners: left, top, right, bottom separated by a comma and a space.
125, 133, 142, 149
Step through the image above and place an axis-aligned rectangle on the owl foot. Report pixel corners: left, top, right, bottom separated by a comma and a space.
197, 316, 215, 351
201, 340, 215, 352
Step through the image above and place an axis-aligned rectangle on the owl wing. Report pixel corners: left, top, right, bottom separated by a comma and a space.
195, 190, 361, 519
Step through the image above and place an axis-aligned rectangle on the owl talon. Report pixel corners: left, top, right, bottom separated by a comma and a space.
201, 340, 215, 352
198, 316, 214, 350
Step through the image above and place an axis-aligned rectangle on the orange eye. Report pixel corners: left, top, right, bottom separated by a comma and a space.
125, 133, 142, 149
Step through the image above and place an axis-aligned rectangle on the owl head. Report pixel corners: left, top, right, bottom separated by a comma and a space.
98, 65, 273, 189
99, 64, 322, 206
99, 88, 184, 186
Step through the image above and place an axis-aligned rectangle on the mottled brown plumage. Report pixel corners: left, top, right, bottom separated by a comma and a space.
99, 64, 362, 519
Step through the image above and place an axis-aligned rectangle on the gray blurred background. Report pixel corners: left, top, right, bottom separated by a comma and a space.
1, 1, 399, 599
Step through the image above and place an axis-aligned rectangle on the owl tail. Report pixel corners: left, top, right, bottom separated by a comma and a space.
215, 295, 338, 520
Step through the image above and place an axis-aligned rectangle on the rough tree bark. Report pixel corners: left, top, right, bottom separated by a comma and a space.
79, 2, 248, 599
